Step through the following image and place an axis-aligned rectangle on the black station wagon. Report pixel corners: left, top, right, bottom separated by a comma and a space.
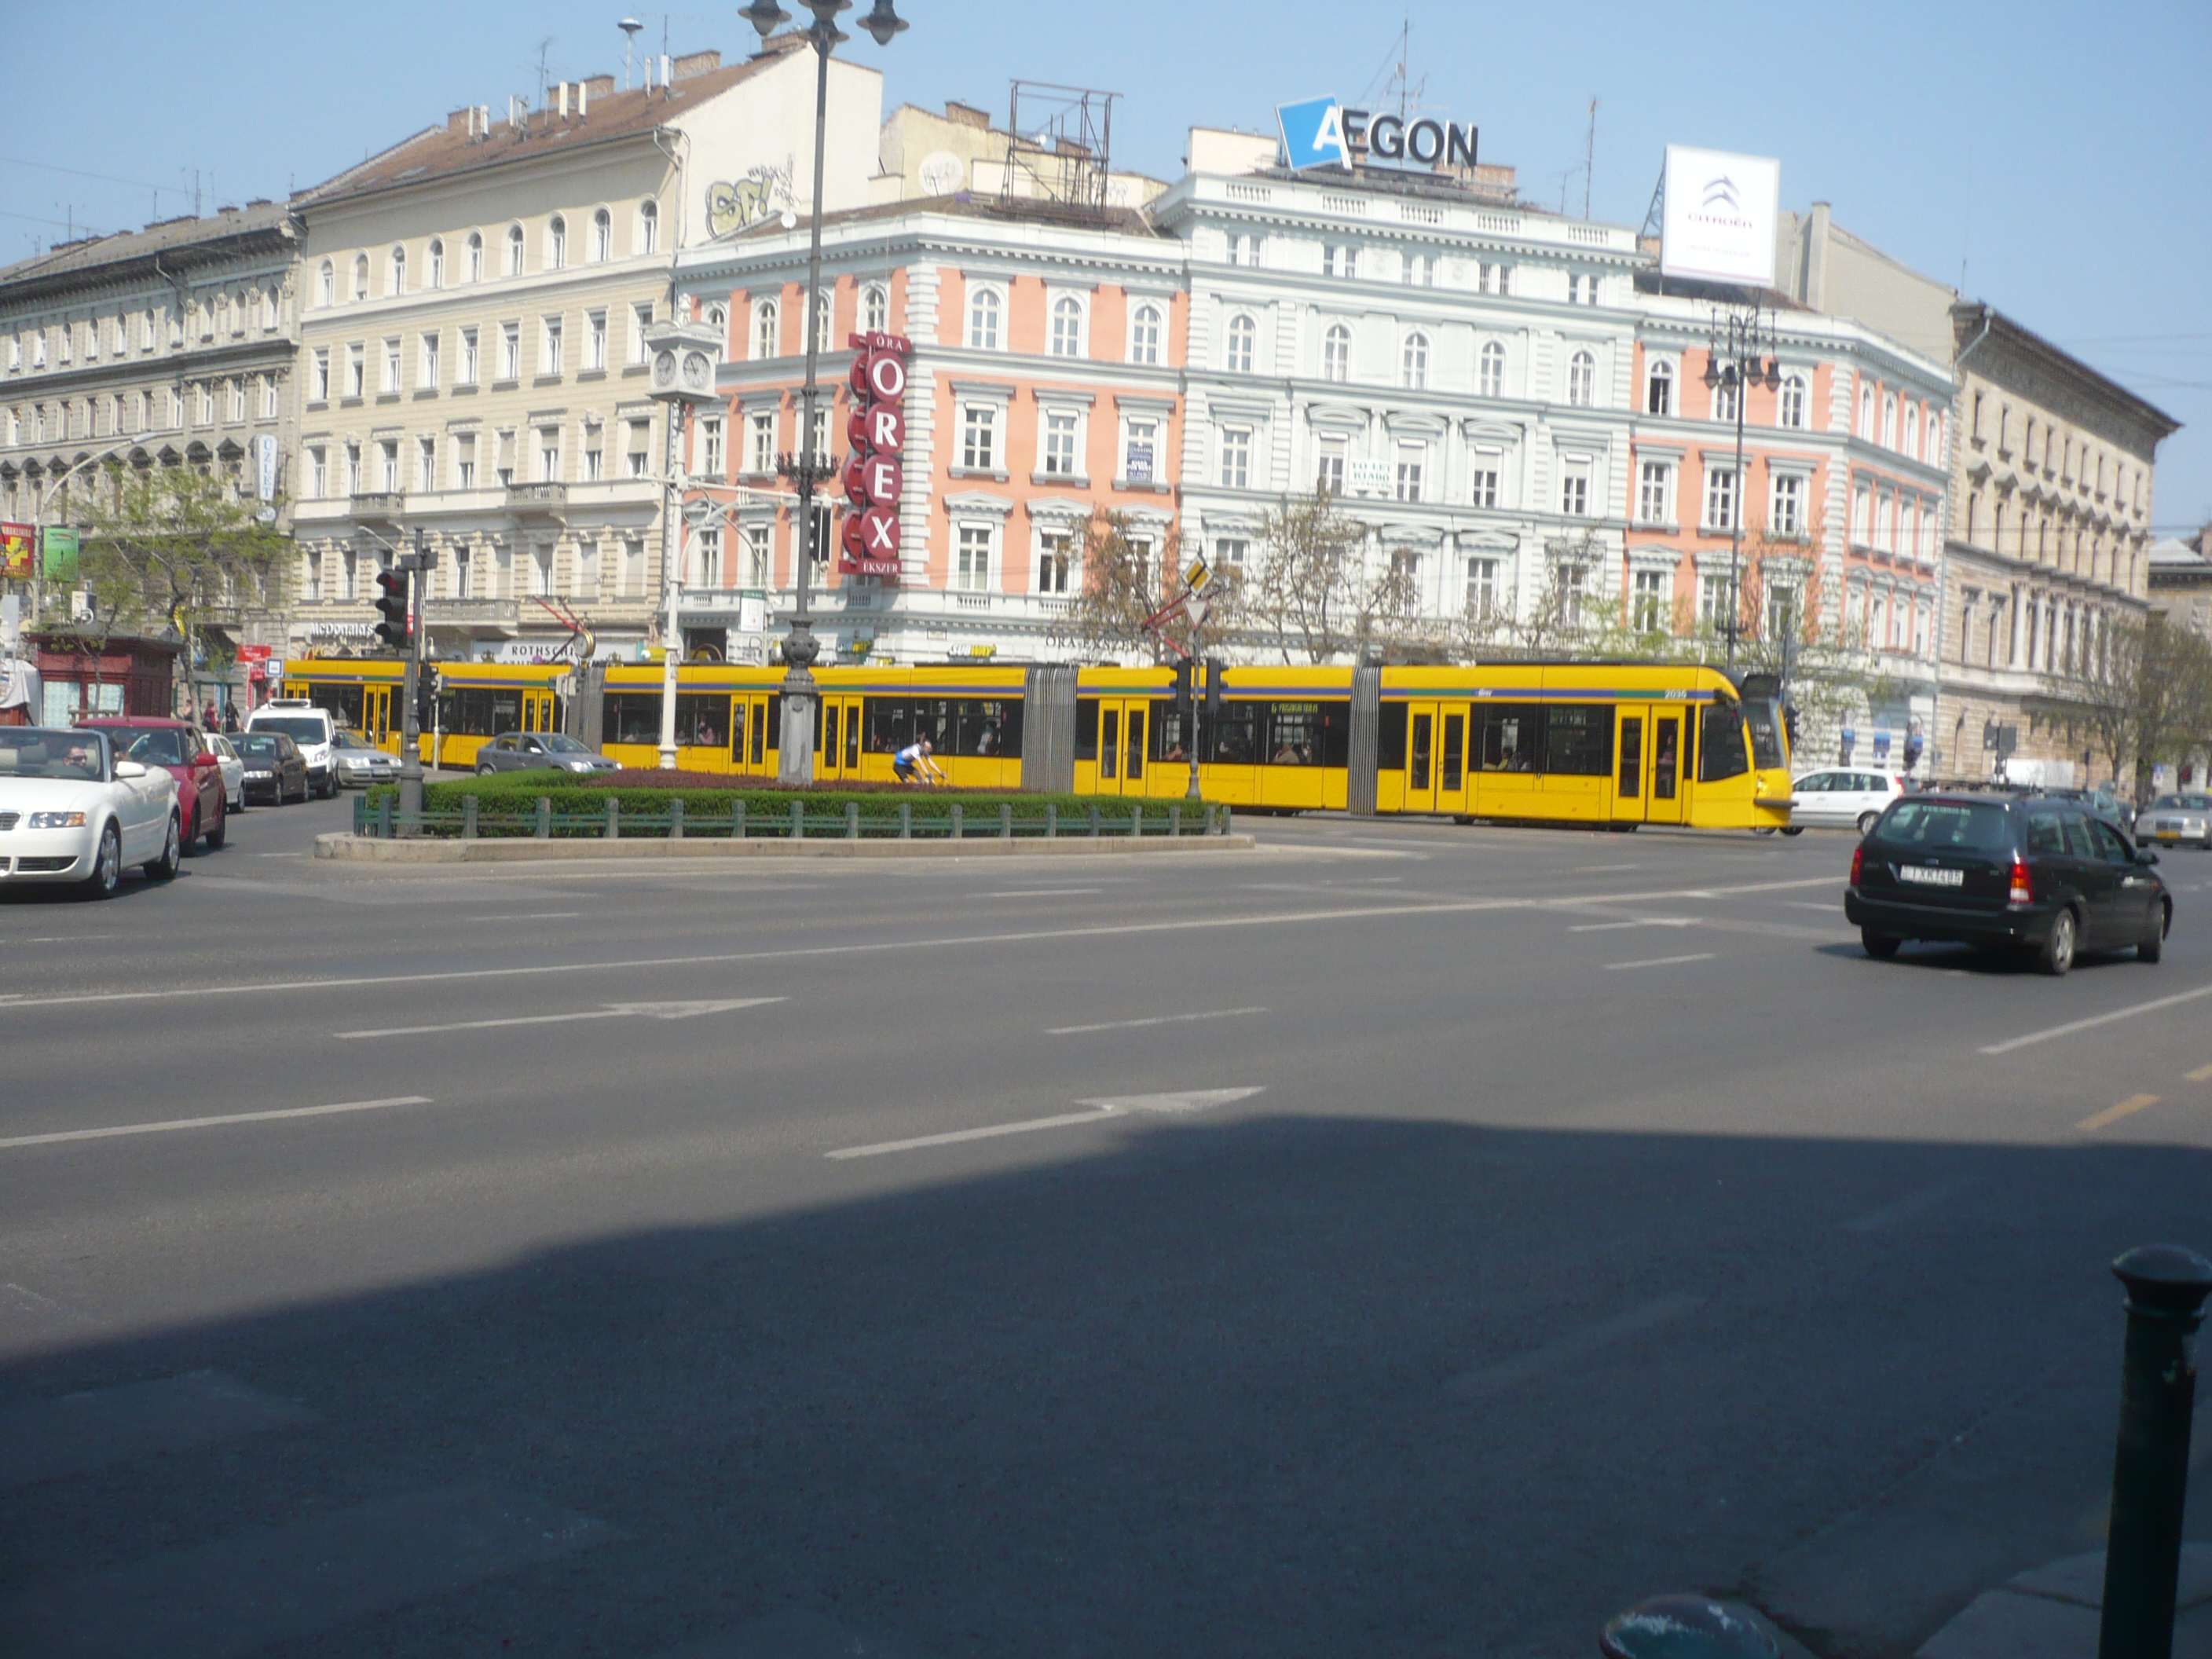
1844, 793, 2170, 976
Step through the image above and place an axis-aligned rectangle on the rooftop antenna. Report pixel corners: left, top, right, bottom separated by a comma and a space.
619, 18, 643, 90
536, 35, 555, 108
1582, 97, 1597, 219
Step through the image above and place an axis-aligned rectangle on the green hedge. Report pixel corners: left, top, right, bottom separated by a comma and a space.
368, 779, 1179, 817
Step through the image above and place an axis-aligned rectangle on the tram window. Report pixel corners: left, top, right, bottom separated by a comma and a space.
866, 700, 914, 753
1745, 702, 1785, 770
1207, 701, 1258, 764
765, 695, 781, 753
1617, 717, 1643, 797
1262, 701, 1326, 766
912, 699, 956, 755
1376, 703, 1408, 770
1075, 701, 1099, 762
602, 692, 659, 745
957, 699, 1020, 757
441, 687, 522, 737
748, 700, 767, 768
1154, 708, 1189, 763
1408, 712, 1432, 789
1653, 720, 1679, 800
1542, 705, 1612, 775
1698, 701, 1749, 782
1441, 712, 1464, 791
1475, 704, 1536, 771
308, 683, 367, 731
675, 694, 726, 747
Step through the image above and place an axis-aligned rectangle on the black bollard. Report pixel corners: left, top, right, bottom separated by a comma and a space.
2099, 1243, 2212, 1659
1600, 1595, 1780, 1659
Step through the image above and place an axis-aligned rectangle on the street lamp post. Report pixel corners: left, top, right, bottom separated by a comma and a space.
1700, 305, 1783, 668
740, 0, 907, 787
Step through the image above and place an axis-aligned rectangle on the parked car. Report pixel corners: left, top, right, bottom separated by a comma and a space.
1845, 792, 2170, 976
1787, 769, 1910, 836
2137, 793, 2212, 850
473, 731, 620, 776
202, 732, 246, 812
79, 716, 228, 853
233, 731, 309, 804
331, 728, 402, 789
244, 700, 339, 797
0, 726, 181, 896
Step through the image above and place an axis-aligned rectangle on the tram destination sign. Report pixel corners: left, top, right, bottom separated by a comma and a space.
1277, 96, 1477, 173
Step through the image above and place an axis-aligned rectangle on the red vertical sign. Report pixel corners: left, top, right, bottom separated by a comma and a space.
838, 331, 909, 579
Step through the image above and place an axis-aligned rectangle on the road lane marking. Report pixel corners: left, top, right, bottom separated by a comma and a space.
2078, 1094, 2163, 1133
1603, 952, 1717, 970
24, 935, 115, 943
0, 1372, 317, 1492
462, 911, 582, 922
1568, 917, 1697, 932
2188, 1064, 2212, 1082
0, 1097, 434, 1151
337, 996, 783, 1038
980, 888, 1103, 899
1841, 1177, 1981, 1232
0, 877, 1841, 1013
1980, 984, 2212, 1055
1445, 1295, 1703, 1400
1047, 1006, 1268, 1035
827, 1086, 1263, 1159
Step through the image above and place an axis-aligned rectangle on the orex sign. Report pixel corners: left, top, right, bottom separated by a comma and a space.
1276, 96, 1478, 172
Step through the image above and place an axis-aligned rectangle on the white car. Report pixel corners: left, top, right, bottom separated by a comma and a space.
1788, 769, 1910, 836
0, 726, 182, 897
203, 732, 247, 811
244, 699, 339, 798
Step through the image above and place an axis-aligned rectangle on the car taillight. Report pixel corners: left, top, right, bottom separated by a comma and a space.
1849, 844, 1864, 884
2009, 855, 2033, 906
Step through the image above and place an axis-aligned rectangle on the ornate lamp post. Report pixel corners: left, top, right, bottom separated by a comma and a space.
1701, 305, 1783, 668
644, 319, 726, 769
740, 0, 907, 786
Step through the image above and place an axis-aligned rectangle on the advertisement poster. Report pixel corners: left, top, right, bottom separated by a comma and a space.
1, 522, 31, 578
39, 526, 79, 582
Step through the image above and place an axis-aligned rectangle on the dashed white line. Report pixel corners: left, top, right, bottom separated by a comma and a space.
0, 1097, 435, 1151
1568, 917, 1697, 933
463, 911, 582, 922
1602, 952, 1717, 971
1048, 1006, 1268, 1035
1445, 1295, 1703, 1399
1979, 983, 2212, 1056
979, 888, 1103, 899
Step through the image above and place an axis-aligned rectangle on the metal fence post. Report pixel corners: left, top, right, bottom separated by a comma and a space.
791, 800, 804, 840
733, 800, 746, 840
535, 797, 551, 840
462, 795, 478, 840
1131, 803, 1143, 837
668, 797, 685, 840
376, 796, 393, 838
1088, 802, 1100, 837
2099, 1245, 2212, 1659
1046, 803, 1057, 839
1170, 802, 1182, 837
950, 803, 963, 841
1221, 804, 1233, 837
899, 802, 912, 840
605, 798, 620, 840
847, 801, 860, 840
1001, 802, 1013, 840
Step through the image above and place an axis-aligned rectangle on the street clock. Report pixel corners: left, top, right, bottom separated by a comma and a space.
643, 320, 723, 405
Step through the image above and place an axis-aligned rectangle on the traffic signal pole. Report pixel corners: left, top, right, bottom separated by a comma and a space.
397, 533, 427, 835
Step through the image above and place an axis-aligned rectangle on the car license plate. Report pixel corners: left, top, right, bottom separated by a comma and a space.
1897, 865, 1964, 887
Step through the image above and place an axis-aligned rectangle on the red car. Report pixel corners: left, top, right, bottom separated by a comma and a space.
79, 717, 229, 853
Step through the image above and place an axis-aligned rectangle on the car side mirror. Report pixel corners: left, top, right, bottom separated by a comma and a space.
192, 751, 219, 767
2138, 849, 2160, 867
115, 760, 148, 778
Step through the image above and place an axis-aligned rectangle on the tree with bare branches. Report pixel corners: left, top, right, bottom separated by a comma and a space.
1055, 507, 1205, 664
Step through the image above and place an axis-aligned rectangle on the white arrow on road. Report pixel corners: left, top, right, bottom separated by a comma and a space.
826, 1086, 1263, 1160
336, 998, 785, 1039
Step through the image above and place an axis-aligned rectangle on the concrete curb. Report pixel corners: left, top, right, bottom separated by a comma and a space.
313, 831, 1258, 862
1914, 1545, 2212, 1657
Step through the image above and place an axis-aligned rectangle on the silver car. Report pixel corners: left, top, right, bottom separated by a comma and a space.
2141, 793, 2212, 850
473, 731, 621, 777
331, 729, 402, 789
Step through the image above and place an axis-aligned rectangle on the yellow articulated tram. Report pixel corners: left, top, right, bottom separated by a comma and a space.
276, 655, 1792, 830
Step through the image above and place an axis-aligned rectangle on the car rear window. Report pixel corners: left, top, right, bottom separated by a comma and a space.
1877, 800, 2012, 853
251, 716, 328, 743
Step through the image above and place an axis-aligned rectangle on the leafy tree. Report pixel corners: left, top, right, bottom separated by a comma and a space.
1242, 489, 1365, 664
1057, 507, 1209, 664
2070, 613, 2212, 801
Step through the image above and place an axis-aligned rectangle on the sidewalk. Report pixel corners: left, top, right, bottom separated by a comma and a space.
1915, 1545, 2212, 1658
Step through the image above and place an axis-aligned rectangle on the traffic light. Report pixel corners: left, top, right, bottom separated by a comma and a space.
1203, 656, 1225, 723
1172, 659, 1193, 722
372, 569, 411, 652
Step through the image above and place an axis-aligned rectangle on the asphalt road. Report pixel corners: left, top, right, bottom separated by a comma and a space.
7, 796, 2212, 1658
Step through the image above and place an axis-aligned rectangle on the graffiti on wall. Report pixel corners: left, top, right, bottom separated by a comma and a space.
706, 161, 796, 239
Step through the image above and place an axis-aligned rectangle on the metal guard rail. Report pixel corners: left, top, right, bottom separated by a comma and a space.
353, 795, 1232, 842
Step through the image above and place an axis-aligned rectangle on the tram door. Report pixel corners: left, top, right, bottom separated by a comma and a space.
520, 690, 555, 734
817, 694, 864, 780
730, 693, 771, 774
1093, 697, 1150, 795
1400, 701, 1468, 816
1613, 708, 1649, 822
1647, 712, 1686, 826
362, 685, 394, 750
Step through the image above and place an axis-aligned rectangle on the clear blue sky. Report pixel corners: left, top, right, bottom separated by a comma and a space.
9, 1, 2208, 533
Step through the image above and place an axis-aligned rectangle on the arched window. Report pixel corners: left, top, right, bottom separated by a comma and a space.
547, 215, 567, 269
967, 286, 1001, 350
1049, 295, 1083, 358
318, 261, 335, 307
465, 232, 484, 283
1225, 313, 1256, 375
427, 238, 445, 289
1567, 349, 1595, 408
1322, 323, 1350, 383
1903, 402, 1921, 460
1479, 339, 1505, 399
1712, 379, 1739, 423
1401, 330, 1429, 390
352, 255, 369, 301
1645, 358, 1673, 416
1130, 302, 1162, 365
753, 298, 778, 359
638, 200, 659, 254
1778, 373, 1807, 430
591, 208, 612, 262
388, 244, 406, 296
813, 288, 835, 353
861, 284, 888, 333
506, 225, 525, 276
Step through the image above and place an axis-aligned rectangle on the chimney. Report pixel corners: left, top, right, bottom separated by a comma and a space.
671, 49, 721, 79
448, 107, 473, 135
583, 74, 614, 99
557, 82, 571, 119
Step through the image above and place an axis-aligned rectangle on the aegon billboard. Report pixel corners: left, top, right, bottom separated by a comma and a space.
1659, 145, 1781, 287
1277, 96, 1477, 172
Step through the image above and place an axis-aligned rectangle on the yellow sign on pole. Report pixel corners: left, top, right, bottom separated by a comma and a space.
1185, 556, 1212, 594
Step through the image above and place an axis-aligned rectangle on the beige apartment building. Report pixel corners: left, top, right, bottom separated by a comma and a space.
287, 37, 884, 668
